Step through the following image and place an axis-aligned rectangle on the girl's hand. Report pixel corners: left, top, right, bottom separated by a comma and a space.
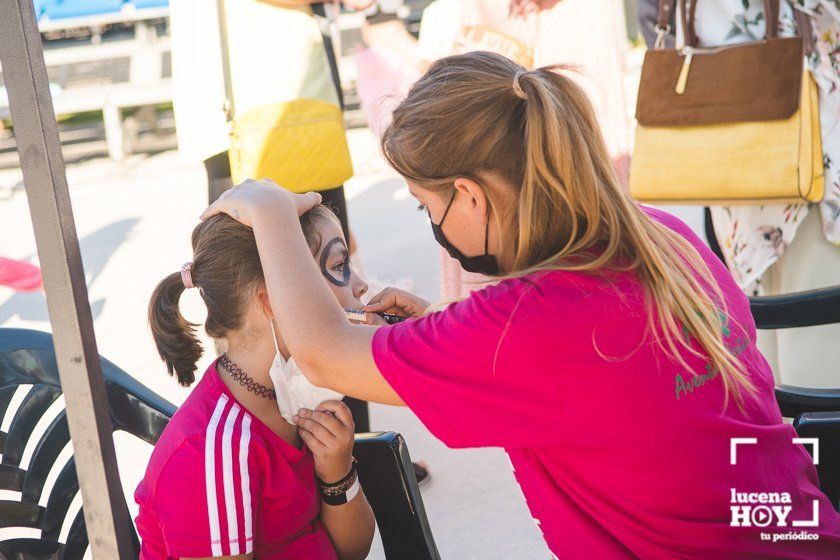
294, 400, 355, 483
200, 178, 322, 227
363, 287, 430, 318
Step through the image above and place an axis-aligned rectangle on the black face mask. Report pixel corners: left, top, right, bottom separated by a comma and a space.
429, 191, 500, 276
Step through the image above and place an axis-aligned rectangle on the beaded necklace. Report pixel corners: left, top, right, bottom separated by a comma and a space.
218, 353, 276, 401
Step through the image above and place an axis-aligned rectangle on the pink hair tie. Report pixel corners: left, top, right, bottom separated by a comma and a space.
180, 262, 195, 289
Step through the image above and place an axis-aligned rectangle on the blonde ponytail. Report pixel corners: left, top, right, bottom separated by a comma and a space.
383, 51, 756, 408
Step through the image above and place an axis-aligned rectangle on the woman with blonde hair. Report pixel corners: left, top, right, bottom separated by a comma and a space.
202, 51, 840, 557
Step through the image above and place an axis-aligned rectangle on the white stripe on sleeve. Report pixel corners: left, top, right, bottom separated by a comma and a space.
239, 413, 253, 553
205, 394, 229, 557
222, 402, 241, 555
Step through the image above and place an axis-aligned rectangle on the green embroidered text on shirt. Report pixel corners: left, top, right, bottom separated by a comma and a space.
674, 331, 749, 401
680, 308, 732, 344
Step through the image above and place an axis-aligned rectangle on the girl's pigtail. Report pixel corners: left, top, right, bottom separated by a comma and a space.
148, 272, 202, 386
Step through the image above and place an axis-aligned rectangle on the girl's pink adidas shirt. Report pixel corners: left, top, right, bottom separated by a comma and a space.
134, 361, 337, 559
372, 207, 840, 559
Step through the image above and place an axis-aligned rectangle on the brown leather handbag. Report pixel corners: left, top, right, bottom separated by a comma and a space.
629, 0, 824, 204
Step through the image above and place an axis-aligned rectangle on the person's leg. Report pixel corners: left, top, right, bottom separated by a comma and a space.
205, 151, 233, 204
762, 210, 840, 387
319, 186, 370, 432
318, 186, 351, 244
343, 397, 370, 434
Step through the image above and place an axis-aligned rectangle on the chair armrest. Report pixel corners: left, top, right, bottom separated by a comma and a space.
775, 385, 840, 418
792, 412, 840, 511
750, 285, 840, 329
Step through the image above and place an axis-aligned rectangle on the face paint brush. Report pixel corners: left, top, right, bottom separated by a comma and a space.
344, 308, 408, 324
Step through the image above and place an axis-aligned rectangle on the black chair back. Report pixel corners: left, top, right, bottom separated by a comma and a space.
793, 412, 840, 511
749, 286, 840, 511
0, 328, 176, 559
354, 432, 441, 560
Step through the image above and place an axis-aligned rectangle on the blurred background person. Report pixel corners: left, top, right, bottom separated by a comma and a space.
688, 0, 840, 388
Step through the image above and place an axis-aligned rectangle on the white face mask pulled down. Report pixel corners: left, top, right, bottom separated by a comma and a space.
268, 320, 344, 424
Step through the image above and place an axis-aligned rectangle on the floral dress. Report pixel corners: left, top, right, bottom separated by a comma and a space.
696, 1, 840, 290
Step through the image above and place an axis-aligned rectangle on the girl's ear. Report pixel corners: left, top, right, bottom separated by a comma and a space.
257, 288, 273, 319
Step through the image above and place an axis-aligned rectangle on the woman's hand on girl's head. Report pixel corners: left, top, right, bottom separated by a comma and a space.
200, 178, 323, 227
294, 400, 355, 483
364, 287, 430, 318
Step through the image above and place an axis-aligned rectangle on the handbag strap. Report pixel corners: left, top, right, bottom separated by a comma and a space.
311, 2, 346, 110
658, 0, 780, 48
657, 0, 676, 29
686, 0, 779, 46
216, 0, 235, 121
654, 0, 676, 48
793, 5, 815, 57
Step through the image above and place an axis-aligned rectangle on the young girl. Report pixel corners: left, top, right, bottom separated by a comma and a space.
134, 206, 375, 559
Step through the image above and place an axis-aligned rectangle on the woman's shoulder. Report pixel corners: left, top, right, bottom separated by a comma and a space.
429, 270, 605, 338
640, 205, 702, 241
479, 268, 609, 307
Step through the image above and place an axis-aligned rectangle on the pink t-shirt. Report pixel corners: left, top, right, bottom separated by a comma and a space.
134, 361, 338, 559
372, 207, 840, 559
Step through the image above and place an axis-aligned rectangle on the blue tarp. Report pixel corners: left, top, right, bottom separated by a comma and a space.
38, 0, 168, 20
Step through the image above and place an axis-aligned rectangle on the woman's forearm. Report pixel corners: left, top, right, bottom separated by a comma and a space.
251, 205, 404, 405
252, 205, 351, 362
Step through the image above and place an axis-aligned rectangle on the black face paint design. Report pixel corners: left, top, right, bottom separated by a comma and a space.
319, 237, 351, 287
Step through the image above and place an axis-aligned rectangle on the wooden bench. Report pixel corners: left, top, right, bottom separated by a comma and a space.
0, 6, 172, 160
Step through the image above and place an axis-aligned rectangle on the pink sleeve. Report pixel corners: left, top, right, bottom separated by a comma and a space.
152, 437, 215, 557
153, 433, 259, 557
372, 279, 550, 449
